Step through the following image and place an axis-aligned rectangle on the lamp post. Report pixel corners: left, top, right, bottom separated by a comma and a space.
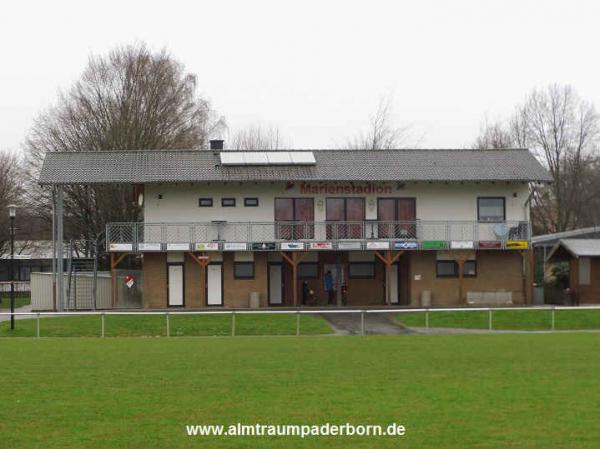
7, 204, 16, 330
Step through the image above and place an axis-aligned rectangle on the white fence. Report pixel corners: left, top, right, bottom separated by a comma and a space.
30, 271, 143, 311
2, 306, 600, 337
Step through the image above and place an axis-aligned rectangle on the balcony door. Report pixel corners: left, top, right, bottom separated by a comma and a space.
377, 198, 416, 239
275, 198, 314, 239
326, 198, 365, 239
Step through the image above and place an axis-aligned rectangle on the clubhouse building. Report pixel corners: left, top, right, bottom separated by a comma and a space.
39, 142, 551, 309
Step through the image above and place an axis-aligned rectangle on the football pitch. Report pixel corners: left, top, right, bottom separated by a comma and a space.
1, 333, 598, 449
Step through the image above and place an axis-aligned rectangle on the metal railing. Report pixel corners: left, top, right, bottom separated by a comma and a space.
106, 220, 531, 250
1, 305, 598, 338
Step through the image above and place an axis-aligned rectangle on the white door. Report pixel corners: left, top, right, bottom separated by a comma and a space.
206, 264, 223, 305
168, 265, 184, 306
389, 265, 399, 304
269, 264, 283, 305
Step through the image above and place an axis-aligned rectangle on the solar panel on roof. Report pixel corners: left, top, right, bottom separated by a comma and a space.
242, 152, 269, 165
290, 152, 316, 164
220, 151, 316, 166
265, 152, 292, 165
219, 152, 244, 165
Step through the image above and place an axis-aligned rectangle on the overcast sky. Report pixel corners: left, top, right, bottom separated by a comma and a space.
1, 0, 599, 152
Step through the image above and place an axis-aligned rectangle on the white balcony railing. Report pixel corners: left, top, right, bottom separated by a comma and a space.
106, 220, 531, 251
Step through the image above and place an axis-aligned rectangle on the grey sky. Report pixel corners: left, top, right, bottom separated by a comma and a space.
1, 0, 599, 152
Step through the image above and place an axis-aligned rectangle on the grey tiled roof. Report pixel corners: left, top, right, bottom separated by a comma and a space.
38, 148, 552, 185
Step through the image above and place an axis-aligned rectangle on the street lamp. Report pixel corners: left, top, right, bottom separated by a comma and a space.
7, 204, 16, 330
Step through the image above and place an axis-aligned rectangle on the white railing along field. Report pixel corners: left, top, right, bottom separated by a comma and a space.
2, 305, 600, 337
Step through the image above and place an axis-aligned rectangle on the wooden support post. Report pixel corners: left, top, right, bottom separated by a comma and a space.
111, 252, 128, 307
449, 250, 471, 304
457, 258, 465, 304
188, 252, 211, 306
374, 251, 403, 305
520, 249, 534, 305
280, 251, 308, 307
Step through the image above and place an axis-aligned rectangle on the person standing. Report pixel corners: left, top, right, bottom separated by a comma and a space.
324, 270, 334, 305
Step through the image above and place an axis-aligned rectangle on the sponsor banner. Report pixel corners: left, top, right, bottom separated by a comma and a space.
478, 240, 502, 249
166, 243, 190, 251
280, 242, 305, 251
109, 243, 133, 252
450, 240, 474, 250
421, 241, 448, 250
366, 241, 390, 250
251, 242, 277, 251
138, 243, 162, 252
394, 241, 419, 250
506, 240, 529, 250
337, 241, 362, 250
223, 242, 247, 251
309, 242, 333, 250
194, 242, 220, 251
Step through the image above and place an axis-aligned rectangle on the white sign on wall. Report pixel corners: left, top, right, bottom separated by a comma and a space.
166, 243, 190, 251
309, 242, 333, 250
195, 242, 220, 251
366, 241, 390, 250
138, 243, 162, 252
450, 241, 475, 250
280, 242, 305, 250
337, 241, 362, 250
224, 242, 247, 251
109, 243, 133, 252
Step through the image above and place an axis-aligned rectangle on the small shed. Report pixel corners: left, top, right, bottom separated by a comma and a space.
547, 239, 600, 304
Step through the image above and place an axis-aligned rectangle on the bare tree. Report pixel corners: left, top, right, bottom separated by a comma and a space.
519, 85, 599, 233
0, 151, 24, 255
472, 118, 515, 149
23, 43, 224, 253
473, 84, 600, 233
346, 96, 411, 150
228, 125, 287, 150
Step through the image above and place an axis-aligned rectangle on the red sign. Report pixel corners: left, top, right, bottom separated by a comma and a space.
124, 275, 135, 289
298, 182, 392, 195
479, 241, 502, 249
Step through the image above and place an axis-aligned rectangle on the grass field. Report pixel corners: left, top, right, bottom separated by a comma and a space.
397, 308, 600, 330
0, 333, 599, 448
0, 313, 333, 337
0, 295, 31, 309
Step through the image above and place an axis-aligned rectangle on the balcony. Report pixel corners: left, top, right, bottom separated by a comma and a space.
106, 220, 531, 252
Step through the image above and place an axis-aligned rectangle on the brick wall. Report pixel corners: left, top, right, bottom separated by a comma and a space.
142, 252, 167, 308
409, 250, 525, 306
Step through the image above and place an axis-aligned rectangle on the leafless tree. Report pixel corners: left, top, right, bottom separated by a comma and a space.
474, 84, 600, 233
346, 96, 412, 150
472, 118, 515, 149
228, 125, 287, 150
23, 43, 224, 253
0, 151, 24, 255
518, 85, 599, 233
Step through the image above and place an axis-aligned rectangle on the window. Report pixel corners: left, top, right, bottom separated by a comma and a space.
377, 198, 417, 238
244, 198, 259, 207
478, 197, 505, 222
349, 263, 375, 279
326, 197, 365, 239
436, 260, 477, 278
199, 198, 213, 207
234, 262, 255, 279
298, 263, 319, 279
274, 198, 315, 239
221, 198, 236, 207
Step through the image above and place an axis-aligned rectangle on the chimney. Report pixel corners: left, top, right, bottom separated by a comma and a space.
210, 139, 224, 150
